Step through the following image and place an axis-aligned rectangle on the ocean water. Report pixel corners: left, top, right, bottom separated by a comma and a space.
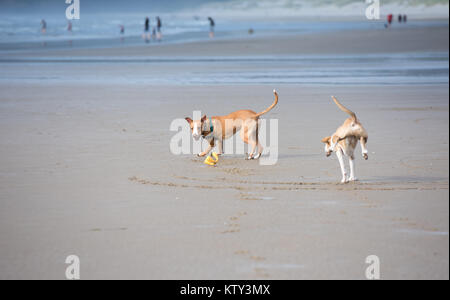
0, 14, 389, 45
193, 0, 450, 18
0, 14, 447, 52
0, 1, 448, 86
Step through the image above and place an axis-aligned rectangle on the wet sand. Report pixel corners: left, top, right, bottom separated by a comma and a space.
0, 84, 447, 279
0, 26, 448, 279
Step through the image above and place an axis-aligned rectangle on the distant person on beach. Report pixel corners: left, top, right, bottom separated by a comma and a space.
143, 16, 150, 42
387, 14, 393, 25
67, 21, 73, 46
40, 19, 46, 34
403, 14, 407, 23
385, 14, 393, 28
208, 17, 215, 38
152, 27, 156, 41
398, 14, 403, 23
119, 25, 125, 42
156, 16, 162, 41
145, 17, 149, 32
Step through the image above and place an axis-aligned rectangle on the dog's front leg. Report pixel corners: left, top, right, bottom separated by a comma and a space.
330, 135, 340, 152
216, 139, 223, 155
336, 150, 348, 183
197, 139, 215, 157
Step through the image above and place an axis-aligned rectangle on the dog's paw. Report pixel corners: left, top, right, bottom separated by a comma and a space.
341, 177, 349, 184
363, 153, 368, 160
349, 177, 358, 182
253, 153, 261, 160
197, 153, 206, 157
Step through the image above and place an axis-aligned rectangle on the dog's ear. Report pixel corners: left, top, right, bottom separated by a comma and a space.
321, 136, 331, 144
185, 117, 193, 124
201, 115, 207, 122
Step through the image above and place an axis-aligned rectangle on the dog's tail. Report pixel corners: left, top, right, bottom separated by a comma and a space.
332, 96, 356, 122
255, 90, 278, 117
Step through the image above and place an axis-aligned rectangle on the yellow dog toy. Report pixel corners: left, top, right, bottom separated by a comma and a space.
204, 152, 219, 166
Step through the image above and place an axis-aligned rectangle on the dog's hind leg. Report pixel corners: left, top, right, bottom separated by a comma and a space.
253, 141, 263, 159
253, 125, 263, 159
242, 121, 258, 160
248, 140, 258, 160
246, 129, 258, 160
349, 155, 357, 181
240, 127, 251, 159
336, 150, 348, 183
360, 136, 368, 160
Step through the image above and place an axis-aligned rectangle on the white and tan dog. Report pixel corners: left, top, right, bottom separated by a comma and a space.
185, 90, 278, 159
322, 96, 368, 183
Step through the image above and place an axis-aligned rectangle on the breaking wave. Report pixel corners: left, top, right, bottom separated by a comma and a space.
186, 0, 449, 18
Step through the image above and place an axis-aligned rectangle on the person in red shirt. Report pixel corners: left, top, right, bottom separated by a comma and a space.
385, 14, 393, 28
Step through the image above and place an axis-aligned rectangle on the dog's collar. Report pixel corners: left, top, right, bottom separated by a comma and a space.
201, 117, 214, 138
209, 117, 214, 132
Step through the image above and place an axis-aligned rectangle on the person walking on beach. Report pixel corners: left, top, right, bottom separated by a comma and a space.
385, 14, 393, 28
208, 17, 215, 38
398, 14, 403, 23
152, 27, 156, 41
119, 24, 125, 42
40, 19, 46, 34
156, 16, 162, 41
403, 14, 407, 23
143, 16, 150, 42
145, 17, 150, 31
67, 21, 73, 47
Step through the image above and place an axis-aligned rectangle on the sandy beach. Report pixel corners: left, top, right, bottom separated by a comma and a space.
0, 24, 448, 279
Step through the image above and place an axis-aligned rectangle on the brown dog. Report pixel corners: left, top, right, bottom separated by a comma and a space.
185, 90, 278, 159
322, 96, 368, 183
